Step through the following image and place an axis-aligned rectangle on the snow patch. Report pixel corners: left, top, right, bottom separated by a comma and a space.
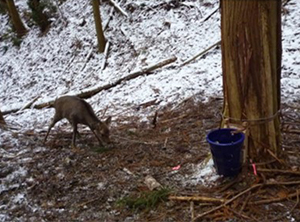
189, 158, 221, 187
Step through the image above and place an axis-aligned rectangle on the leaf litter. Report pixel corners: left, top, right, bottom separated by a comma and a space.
1, 0, 300, 221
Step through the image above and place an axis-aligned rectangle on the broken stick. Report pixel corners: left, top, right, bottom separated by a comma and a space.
169, 195, 225, 204
179, 40, 221, 67
108, 0, 128, 17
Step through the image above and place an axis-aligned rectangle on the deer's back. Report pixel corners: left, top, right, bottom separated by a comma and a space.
54, 96, 99, 125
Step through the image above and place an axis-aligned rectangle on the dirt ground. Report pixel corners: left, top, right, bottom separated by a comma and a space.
2, 96, 300, 221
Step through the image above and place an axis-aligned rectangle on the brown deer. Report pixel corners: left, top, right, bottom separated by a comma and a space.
44, 96, 111, 148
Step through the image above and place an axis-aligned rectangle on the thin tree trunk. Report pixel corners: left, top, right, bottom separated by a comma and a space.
92, 0, 106, 52
6, 0, 27, 37
220, 0, 282, 159
28, 0, 51, 32
0, 110, 6, 126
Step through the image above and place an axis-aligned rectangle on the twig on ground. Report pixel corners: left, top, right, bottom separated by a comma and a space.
77, 197, 102, 208
239, 192, 252, 214
190, 201, 195, 222
108, 0, 128, 17
267, 180, 300, 186
216, 177, 240, 193
249, 189, 300, 205
225, 206, 255, 221
78, 56, 177, 99
266, 148, 285, 164
103, 7, 114, 31
81, 47, 94, 72
19, 96, 40, 112
169, 195, 226, 203
163, 138, 168, 148
271, 189, 299, 221
283, 128, 300, 134
200, 5, 219, 23
62, 52, 77, 74
179, 40, 221, 67
160, 114, 189, 124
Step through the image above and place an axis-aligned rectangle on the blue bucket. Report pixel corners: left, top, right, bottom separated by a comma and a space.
206, 128, 245, 177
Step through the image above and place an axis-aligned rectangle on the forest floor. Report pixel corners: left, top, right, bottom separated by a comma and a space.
1, 0, 300, 221
2, 96, 300, 222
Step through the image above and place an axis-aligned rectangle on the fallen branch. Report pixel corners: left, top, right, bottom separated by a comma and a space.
179, 40, 221, 67
3, 56, 177, 115
108, 0, 128, 17
62, 52, 77, 74
282, 128, 300, 134
249, 189, 300, 205
78, 56, 177, 99
103, 7, 114, 31
266, 148, 285, 164
271, 190, 299, 221
160, 113, 189, 124
169, 195, 226, 204
266, 180, 300, 186
193, 184, 262, 221
200, 5, 219, 23
225, 206, 254, 221
80, 47, 94, 72
19, 96, 40, 112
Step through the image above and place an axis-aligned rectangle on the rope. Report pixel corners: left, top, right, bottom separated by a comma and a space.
222, 109, 281, 124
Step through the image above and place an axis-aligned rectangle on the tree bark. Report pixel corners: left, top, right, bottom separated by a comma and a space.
0, 110, 5, 126
6, 0, 27, 37
220, 0, 282, 159
92, 0, 106, 52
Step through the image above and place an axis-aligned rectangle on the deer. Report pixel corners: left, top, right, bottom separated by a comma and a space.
44, 96, 111, 149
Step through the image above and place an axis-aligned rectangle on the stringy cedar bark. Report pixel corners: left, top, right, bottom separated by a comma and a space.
220, 0, 282, 159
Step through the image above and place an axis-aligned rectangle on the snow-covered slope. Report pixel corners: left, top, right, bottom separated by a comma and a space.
0, 0, 299, 130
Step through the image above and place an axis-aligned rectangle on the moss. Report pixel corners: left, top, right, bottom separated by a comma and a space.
117, 187, 172, 211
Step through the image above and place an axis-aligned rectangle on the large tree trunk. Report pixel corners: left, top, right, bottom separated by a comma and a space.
220, 0, 282, 160
6, 0, 27, 37
92, 0, 106, 52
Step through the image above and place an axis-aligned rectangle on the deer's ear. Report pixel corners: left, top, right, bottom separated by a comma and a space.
105, 116, 112, 125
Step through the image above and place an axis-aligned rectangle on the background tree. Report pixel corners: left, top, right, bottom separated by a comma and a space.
0, 0, 7, 14
27, 0, 55, 33
92, 0, 106, 52
0, 110, 6, 126
6, 0, 27, 37
220, 0, 282, 160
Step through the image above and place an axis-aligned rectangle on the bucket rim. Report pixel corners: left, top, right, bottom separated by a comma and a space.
206, 128, 245, 147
